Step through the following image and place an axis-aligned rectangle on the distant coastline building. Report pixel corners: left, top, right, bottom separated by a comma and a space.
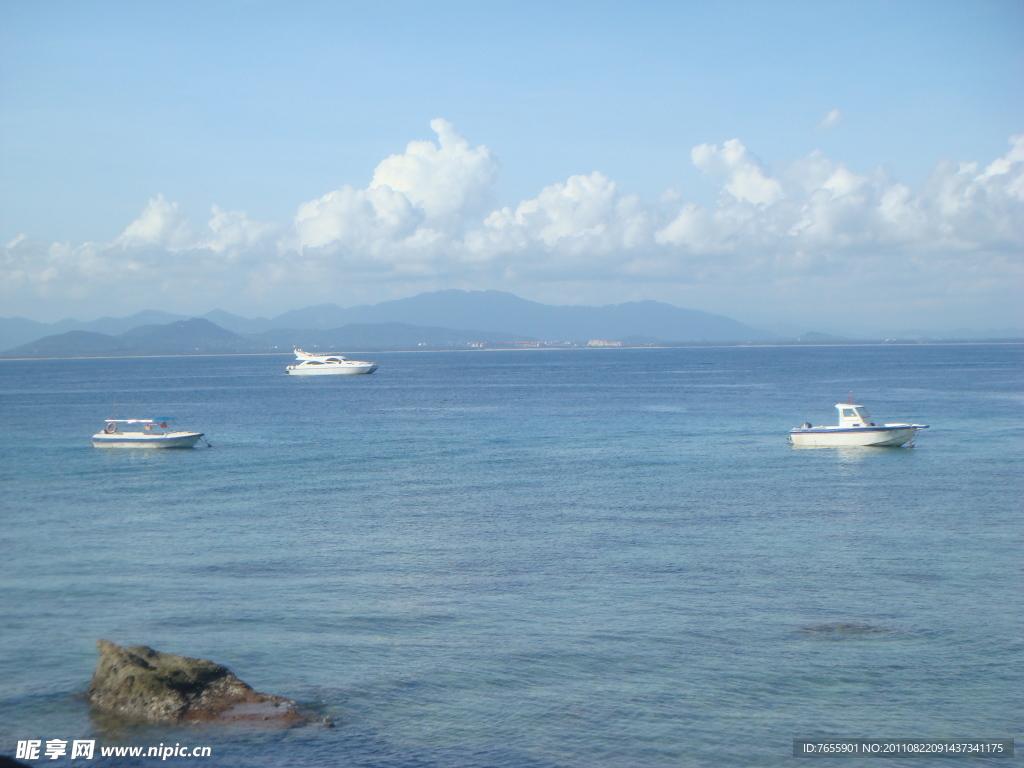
586, 339, 621, 347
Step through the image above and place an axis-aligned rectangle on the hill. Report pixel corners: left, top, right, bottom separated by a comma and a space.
266, 290, 765, 342
0, 310, 188, 351
2, 318, 257, 358
1, 290, 769, 353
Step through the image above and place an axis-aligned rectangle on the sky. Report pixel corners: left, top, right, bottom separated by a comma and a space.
1, 1, 1022, 335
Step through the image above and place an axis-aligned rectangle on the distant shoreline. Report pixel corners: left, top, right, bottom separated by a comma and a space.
2, 339, 1021, 362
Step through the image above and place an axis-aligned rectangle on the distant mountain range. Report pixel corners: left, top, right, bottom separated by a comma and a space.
6, 319, 256, 358
217, 290, 762, 340
3, 317, 532, 358
4, 290, 1019, 358
196, 290, 763, 342
0, 290, 769, 357
0, 310, 187, 352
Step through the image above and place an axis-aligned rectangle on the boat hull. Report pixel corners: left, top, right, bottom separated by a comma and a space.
788, 426, 918, 447
91, 431, 204, 449
286, 364, 377, 375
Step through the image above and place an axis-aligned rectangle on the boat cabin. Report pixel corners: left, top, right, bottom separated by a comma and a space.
100, 418, 172, 434
835, 403, 876, 428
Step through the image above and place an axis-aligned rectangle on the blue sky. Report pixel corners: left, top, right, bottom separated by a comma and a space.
2, 1, 1022, 333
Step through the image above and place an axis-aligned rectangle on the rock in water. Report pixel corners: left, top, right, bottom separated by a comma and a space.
87, 640, 308, 724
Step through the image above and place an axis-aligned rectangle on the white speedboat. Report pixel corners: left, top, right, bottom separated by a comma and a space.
92, 419, 205, 449
788, 403, 928, 447
286, 349, 377, 376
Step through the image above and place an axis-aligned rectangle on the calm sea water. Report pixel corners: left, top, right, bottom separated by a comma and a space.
1, 345, 1020, 767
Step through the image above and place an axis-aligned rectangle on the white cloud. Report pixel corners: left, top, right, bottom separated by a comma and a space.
2, 123, 1022, 329
115, 194, 194, 250
690, 139, 784, 206
202, 206, 279, 255
816, 108, 845, 131
293, 184, 423, 253
469, 172, 656, 274
287, 118, 503, 278
370, 118, 499, 225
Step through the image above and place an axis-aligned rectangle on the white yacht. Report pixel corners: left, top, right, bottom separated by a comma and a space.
286, 349, 377, 376
788, 403, 928, 447
92, 419, 205, 449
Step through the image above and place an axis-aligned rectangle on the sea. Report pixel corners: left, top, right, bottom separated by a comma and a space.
1, 344, 1020, 767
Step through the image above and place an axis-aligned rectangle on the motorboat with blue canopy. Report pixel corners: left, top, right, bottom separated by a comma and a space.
91, 419, 205, 449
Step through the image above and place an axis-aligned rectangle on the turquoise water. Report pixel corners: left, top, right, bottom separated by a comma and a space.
1, 345, 1020, 767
